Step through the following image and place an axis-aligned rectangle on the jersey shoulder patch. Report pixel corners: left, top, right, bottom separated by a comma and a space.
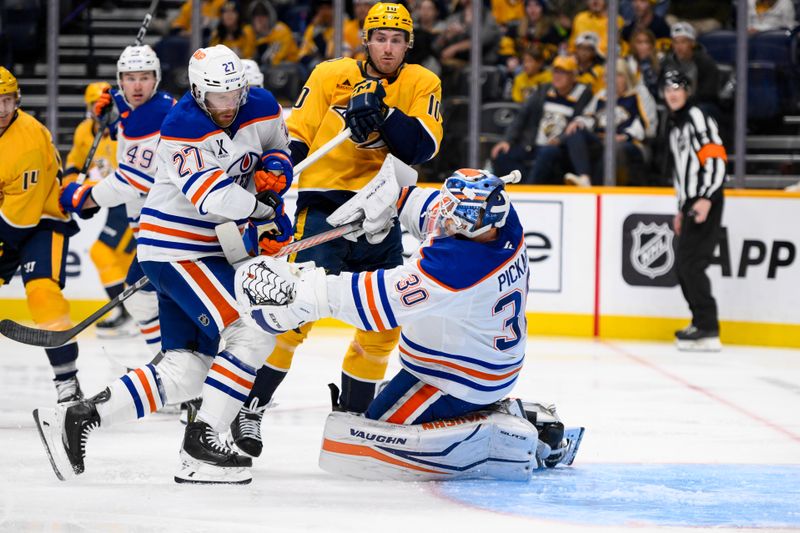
160, 93, 220, 142
418, 208, 524, 291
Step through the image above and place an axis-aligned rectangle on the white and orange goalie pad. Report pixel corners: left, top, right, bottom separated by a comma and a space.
318, 409, 544, 481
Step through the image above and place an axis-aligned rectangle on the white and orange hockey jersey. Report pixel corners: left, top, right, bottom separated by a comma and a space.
325, 186, 529, 405
90, 90, 174, 237
137, 87, 290, 262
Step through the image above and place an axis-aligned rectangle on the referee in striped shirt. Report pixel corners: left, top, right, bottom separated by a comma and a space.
664, 70, 726, 352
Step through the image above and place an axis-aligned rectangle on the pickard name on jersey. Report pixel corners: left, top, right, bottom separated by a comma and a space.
137, 87, 290, 262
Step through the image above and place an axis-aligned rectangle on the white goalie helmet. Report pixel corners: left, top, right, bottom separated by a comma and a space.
188, 45, 248, 116
116, 45, 161, 94
241, 59, 264, 88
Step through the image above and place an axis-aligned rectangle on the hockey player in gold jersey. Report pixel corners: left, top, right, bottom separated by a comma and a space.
65, 82, 136, 337
0, 67, 83, 402
230, 2, 444, 458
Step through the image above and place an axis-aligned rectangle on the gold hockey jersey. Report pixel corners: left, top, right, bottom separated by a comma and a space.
288, 58, 442, 199
0, 110, 72, 233
64, 118, 118, 181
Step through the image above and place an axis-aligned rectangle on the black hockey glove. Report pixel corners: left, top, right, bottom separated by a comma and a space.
346, 79, 388, 143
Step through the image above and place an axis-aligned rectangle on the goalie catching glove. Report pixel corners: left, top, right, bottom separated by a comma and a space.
346, 79, 387, 143
234, 256, 329, 333
255, 149, 293, 195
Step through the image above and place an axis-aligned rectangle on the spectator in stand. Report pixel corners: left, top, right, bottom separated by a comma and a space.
574, 31, 606, 94
490, 55, 592, 184
748, 0, 796, 33
562, 59, 654, 186
209, 1, 257, 60
666, 1, 731, 36
347, 0, 378, 61
511, 45, 552, 103
622, 0, 671, 46
408, 0, 447, 74
492, 0, 526, 27
568, 0, 625, 57
660, 22, 720, 114
434, 0, 502, 65
515, 0, 564, 60
298, 0, 361, 70
626, 28, 662, 99
620, 0, 669, 23
170, 0, 225, 37
250, 0, 299, 65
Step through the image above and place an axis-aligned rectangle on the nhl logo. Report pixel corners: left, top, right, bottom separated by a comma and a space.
198, 314, 210, 326
630, 222, 674, 279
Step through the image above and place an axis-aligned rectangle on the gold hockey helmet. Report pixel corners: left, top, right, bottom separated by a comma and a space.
0, 67, 20, 101
362, 3, 414, 47
84, 81, 112, 105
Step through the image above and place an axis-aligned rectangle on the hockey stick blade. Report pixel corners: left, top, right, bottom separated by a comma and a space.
0, 276, 150, 347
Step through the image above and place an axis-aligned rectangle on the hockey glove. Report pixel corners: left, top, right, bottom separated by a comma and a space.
60, 181, 100, 219
346, 79, 388, 143
256, 150, 293, 195
92, 87, 119, 123
250, 193, 293, 256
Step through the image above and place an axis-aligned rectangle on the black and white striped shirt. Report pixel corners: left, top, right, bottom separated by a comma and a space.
668, 105, 727, 210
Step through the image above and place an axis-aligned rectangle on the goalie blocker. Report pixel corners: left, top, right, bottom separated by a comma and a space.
319, 399, 585, 481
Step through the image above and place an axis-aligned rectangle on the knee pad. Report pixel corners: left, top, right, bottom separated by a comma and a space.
319, 410, 539, 481
222, 318, 276, 369
25, 278, 71, 330
89, 240, 131, 287
342, 327, 400, 381
265, 322, 313, 370
154, 350, 212, 404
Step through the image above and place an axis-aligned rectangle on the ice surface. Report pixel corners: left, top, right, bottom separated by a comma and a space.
1, 328, 799, 532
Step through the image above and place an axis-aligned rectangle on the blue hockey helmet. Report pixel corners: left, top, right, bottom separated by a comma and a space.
438, 168, 510, 238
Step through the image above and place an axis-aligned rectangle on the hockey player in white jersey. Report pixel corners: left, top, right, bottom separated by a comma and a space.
235, 168, 584, 481
60, 44, 173, 355
34, 45, 294, 485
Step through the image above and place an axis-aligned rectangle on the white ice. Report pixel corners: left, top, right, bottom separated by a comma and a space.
1, 328, 799, 533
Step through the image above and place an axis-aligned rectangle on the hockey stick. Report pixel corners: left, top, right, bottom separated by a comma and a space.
75, 112, 112, 184
0, 276, 150, 348
135, 0, 160, 46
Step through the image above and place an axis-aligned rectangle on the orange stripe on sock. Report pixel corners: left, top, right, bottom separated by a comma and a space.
364, 272, 386, 330
133, 368, 157, 413
387, 384, 439, 424
141, 324, 161, 334
210, 362, 255, 389
321, 438, 444, 474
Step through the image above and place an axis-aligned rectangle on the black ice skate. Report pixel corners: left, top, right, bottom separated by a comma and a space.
675, 325, 721, 352
229, 398, 268, 457
54, 375, 83, 403
32, 400, 100, 480
175, 421, 252, 484
95, 306, 137, 339
179, 397, 202, 425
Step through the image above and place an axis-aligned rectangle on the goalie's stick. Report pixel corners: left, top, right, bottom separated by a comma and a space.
0, 220, 361, 348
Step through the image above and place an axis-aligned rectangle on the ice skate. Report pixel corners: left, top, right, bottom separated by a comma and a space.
95, 306, 137, 339
228, 398, 268, 457
54, 375, 83, 403
675, 325, 722, 352
175, 421, 252, 484
179, 397, 202, 425
32, 400, 100, 480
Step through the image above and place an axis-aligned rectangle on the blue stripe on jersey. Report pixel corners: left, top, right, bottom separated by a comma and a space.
136, 237, 223, 253
145, 363, 166, 405
120, 374, 145, 418
402, 357, 519, 392
182, 168, 216, 195
204, 376, 248, 402
401, 333, 524, 371
118, 163, 155, 184
351, 273, 372, 331
418, 191, 439, 232
139, 207, 219, 229
217, 351, 257, 376
198, 178, 234, 214
376, 269, 398, 329
113, 171, 131, 188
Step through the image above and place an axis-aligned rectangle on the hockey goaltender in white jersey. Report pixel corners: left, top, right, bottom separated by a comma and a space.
235, 166, 584, 481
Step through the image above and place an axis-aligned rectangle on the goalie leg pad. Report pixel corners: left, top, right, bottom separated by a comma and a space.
319, 410, 539, 481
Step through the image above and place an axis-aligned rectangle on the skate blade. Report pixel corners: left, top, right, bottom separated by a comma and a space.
560, 426, 585, 466
676, 338, 722, 352
32, 408, 75, 481
174, 452, 252, 485
224, 433, 261, 459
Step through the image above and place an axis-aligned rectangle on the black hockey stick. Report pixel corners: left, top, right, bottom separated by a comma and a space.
75, 112, 112, 184
0, 276, 151, 348
135, 0, 160, 46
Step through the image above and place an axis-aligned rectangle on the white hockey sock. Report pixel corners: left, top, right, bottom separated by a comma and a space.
96, 363, 166, 426
197, 351, 257, 433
